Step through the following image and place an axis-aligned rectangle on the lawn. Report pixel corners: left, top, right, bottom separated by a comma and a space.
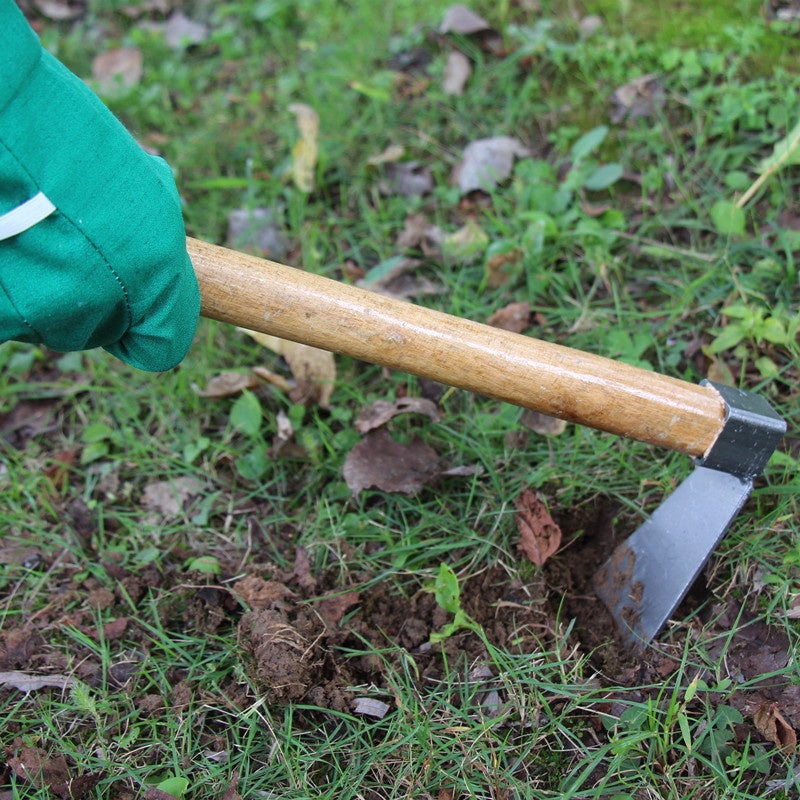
1, 1, 799, 798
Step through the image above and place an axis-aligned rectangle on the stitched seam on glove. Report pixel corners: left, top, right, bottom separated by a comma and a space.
0, 136, 134, 331
0, 269, 38, 339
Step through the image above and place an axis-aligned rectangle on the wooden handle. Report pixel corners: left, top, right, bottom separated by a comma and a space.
188, 237, 725, 457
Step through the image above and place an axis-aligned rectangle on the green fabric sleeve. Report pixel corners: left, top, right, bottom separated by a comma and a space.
0, 0, 200, 372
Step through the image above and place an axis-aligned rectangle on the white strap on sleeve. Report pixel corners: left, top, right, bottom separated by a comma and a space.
0, 191, 56, 241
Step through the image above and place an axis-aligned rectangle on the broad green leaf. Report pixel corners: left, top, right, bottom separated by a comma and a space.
710, 199, 745, 237
583, 162, 623, 191
81, 441, 110, 465
185, 555, 221, 575
708, 323, 746, 354
720, 304, 751, 320
434, 563, 460, 613
230, 390, 262, 438
761, 316, 788, 344
759, 118, 800, 172
237, 448, 269, 480
362, 255, 405, 285
82, 422, 115, 443
155, 776, 190, 799
755, 356, 779, 379
570, 125, 608, 162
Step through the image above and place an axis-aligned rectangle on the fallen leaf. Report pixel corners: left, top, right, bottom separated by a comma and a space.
32, 0, 83, 20
251, 366, 293, 393
520, 409, 568, 436
455, 136, 529, 194
788, 594, 800, 619
317, 591, 360, 625
44, 448, 77, 491
343, 429, 440, 495
442, 220, 489, 263
220, 770, 241, 800
7, 747, 71, 795
144, 790, 182, 800
196, 371, 261, 399
487, 301, 531, 333
91, 47, 143, 91
288, 103, 319, 193
227, 207, 290, 260
141, 477, 204, 516
240, 328, 336, 407
485, 247, 523, 288
353, 697, 390, 718
443, 50, 471, 96
515, 487, 562, 566
268, 409, 307, 459
164, 11, 209, 48
367, 144, 406, 166
232, 576, 294, 610
293, 547, 316, 591
380, 162, 434, 198
355, 397, 441, 434
754, 702, 797, 753
396, 214, 441, 254
609, 73, 665, 124
578, 14, 603, 38
357, 257, 442, 300
102, 617, 129, 641
0, 671, 75, 692
440, 4, 491, 34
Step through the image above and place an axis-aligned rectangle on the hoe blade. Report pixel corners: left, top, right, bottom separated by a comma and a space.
594, 466, 753, 649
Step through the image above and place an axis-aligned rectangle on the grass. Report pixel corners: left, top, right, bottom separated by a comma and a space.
2, 0, 800, 798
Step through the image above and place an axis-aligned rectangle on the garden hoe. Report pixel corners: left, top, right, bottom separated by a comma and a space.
187, 238, 786, 650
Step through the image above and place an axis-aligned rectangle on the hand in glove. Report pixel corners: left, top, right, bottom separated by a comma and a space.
0, 1, 199, 371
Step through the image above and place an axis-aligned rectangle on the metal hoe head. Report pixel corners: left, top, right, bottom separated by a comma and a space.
594, 381, 786, 650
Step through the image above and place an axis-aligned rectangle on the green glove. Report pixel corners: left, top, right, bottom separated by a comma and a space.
0, 1, 200, 372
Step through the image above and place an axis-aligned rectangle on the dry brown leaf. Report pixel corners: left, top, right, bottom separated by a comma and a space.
396, 214, 442, 254
443, 50, 471, 96
288, 102, 319, 193
92, 47, 143, 91
787, 594, 800, 619
240, 328, 336, 407
317, 591, 360, 625
220, 770, 241, 800
4, 746, 101, 800
487, 301, 531, 333
455, 136, 529, 194
141, 477, 204, 516
268, 409, 307, 459
294, 547, 316, 591
164, 11, 209, 48
102, 617, 129, 641
380, 162, 434, 198
485, 247, 523, 288
32, 0, 83, 20
520, 408, 568, 437
0, 671, 75, 693
355, 397, 441, 434
343, 429, 440, 495
227, 207, 290, 260
196, 371, 261, 399
754, 701, 797, 753
440, 4, 490, 34
609, 73, 665, 124
515, 487, 562, 566
442, 220, 489, 264
367, 144, 406, 166
232, 575, 294, 610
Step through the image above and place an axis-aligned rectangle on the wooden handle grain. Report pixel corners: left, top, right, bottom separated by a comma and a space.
188, 237, 725, 457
